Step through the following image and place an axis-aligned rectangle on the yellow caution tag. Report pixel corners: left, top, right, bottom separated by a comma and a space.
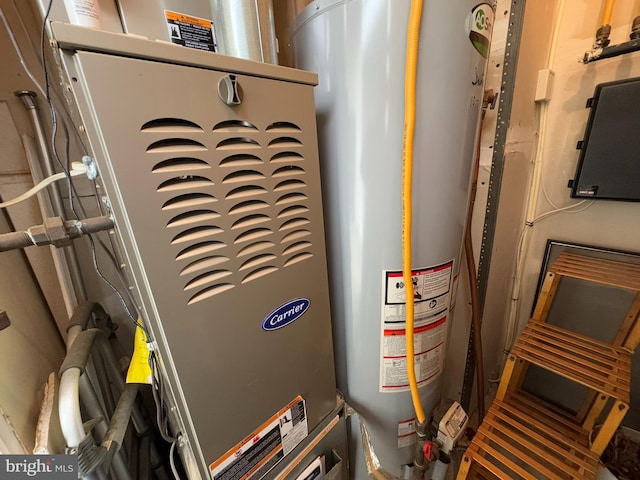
126, 323, 152, 384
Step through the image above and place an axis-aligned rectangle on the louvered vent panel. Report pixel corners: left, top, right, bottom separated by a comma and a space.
146, 117, 314, 305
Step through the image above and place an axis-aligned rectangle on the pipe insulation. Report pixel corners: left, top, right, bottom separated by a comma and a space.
102, 384, 139, 468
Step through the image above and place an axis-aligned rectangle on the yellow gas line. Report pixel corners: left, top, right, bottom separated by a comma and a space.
602, 0, 615, 25
402, 0, 425, 425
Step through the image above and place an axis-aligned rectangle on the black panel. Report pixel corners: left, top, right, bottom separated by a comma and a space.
570, 77, 640, 201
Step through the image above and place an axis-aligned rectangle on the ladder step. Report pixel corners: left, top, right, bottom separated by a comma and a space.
462, 399, 599, 480
504, 391, 586, 443
512, 322, 631, 402
550, 252, 640, 291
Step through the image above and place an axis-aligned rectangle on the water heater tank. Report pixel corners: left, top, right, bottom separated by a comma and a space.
291, 0, 492, 477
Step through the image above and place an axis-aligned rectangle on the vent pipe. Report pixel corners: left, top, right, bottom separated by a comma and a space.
210, 0, 278, 64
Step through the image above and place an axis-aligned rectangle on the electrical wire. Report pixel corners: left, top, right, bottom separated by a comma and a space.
503, 198, 595, 352
169, 438, 182, 480
37, 0, 148, 339
150, 353, 176, 444
529, 200, 594, 224
86, 232, 149, 336
0, 166, 85, 209
0, 7, 47, 98
501, 0, 570, 359
151, 342, 186, 480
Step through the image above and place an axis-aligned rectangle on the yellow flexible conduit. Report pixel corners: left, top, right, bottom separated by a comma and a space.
402, 0, 425, 425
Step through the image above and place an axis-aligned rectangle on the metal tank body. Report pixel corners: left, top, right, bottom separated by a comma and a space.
291, 0, 490, 477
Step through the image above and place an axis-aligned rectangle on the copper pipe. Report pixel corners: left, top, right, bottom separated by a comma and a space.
464, 106, 487, 422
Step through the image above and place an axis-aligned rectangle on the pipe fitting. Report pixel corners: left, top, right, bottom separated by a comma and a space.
631, 16, 640, 40
415, 419, 428, 439
595, 24, 611, 48
82, 155, 98, 180
412, 419, 429, 480
0, 215, 115, 252
14, 90, 38, 110
583, 39, 640, 63
26, 219, 72, 248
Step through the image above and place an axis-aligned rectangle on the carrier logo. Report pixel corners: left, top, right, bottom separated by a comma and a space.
262, 298, 310, 331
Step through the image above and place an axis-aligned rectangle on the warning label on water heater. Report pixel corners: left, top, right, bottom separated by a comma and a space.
379, 261, 453, 393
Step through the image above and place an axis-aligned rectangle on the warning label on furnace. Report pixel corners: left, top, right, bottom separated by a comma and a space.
209, 397, 308, 480
165, 10, 216, 52
379, 261, 453, 392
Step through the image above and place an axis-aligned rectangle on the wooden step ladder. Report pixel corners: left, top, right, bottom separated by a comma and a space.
457, 252, 640, 479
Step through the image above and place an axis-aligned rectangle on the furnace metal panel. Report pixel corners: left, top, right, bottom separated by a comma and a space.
59, 35, 336, 478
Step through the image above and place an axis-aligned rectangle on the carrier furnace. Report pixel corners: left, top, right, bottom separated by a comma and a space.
50, 22, 338, 480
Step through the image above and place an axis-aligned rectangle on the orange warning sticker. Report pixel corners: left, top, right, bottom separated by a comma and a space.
166, 10, 211, 28
165, 10, 216, 52
209, 396, 308, 480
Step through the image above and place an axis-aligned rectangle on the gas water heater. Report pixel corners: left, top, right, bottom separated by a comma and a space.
291, 0, 492, 477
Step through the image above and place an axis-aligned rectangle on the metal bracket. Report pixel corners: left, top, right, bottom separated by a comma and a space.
461, 0, 528, 412
82, 155, 98, 180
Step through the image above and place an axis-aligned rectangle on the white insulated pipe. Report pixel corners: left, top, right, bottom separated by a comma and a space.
59, 368, 85, 447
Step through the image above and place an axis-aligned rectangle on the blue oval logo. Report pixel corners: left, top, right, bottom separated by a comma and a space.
262, 298, 310, 331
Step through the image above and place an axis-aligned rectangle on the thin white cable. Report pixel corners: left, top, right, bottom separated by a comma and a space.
0, 7, 47, 98
170, 439, 182, 480
501, 0, 568, 359
0, 164, 86, 209
530, 199, 594, 224
503, 198, 594, 352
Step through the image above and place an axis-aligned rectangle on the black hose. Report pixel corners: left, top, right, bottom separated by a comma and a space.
583, 39, 640, 63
